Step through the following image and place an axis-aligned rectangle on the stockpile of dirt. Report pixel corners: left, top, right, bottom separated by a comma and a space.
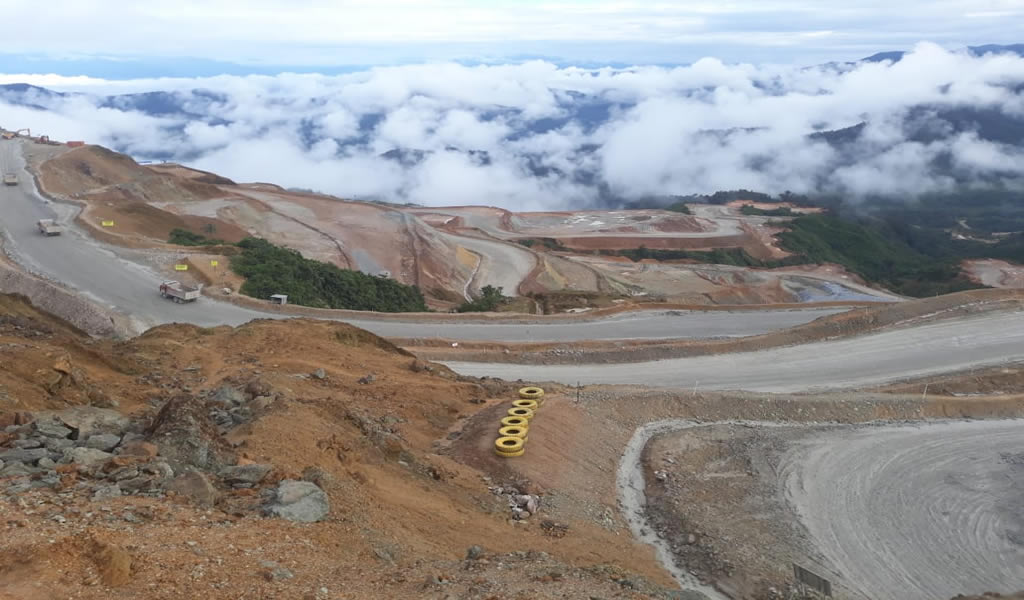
0, 295, 681, 599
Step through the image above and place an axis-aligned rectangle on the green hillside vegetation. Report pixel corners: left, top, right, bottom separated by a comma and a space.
168, 228, 226, 246
740, 204, 794, 217
230, 238, 427, 312
456, 285, 506, 312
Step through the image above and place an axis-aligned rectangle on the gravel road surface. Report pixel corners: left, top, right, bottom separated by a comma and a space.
782, 420, 1024, 600
0, 142, 847, 342
445, 309, 1024, 390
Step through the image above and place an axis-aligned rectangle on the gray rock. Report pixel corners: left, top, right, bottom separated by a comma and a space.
141, 461, 174, 479
92, 484, 122, 501
357, 374, 376, 385
264, 480, 329, 523
167, 470, 219, 507
311, 368, 327, 380
52, 407, 129, 438
33, 421, 72, 439
84, 434, 121, 452
109, 466, 139, 481
212, 386, 245, 407
118, 476, 159, 492
466, 545, 484, 560
260, 560, 294, 581
31, 476, 60, 489
12, 439, 42, 449
62, 447, 113, 467
0, 459, 4, 471
36, 457, 56, 469
219, 463, 272, 486
0, 448, 48, 463
6, 481, 32, 494
43, 438, 74, 452
0, 462, 35, 477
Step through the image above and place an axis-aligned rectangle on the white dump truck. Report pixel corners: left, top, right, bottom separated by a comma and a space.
37, 219, 64, 236
159, 280, 201, 303
3, 173, 17, 186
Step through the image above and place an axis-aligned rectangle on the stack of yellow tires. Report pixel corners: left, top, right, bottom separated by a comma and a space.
494, 386, 545, 458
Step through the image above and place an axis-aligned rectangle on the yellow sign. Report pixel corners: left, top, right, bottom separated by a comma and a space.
210, 260, 219, 267
174, 264, 188, 271
101, 220, 114, 227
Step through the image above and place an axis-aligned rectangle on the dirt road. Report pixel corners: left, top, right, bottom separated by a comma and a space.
444, 309, 1024, 390
782, 419, 1024, 600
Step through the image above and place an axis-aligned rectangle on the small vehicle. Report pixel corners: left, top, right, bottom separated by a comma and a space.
3, 173, 17, 186
37, 219, 64, 236
159, 280, 201, 303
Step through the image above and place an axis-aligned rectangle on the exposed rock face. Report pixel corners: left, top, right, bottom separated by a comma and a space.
264, 480, 329, 523
146, 394, 233, 473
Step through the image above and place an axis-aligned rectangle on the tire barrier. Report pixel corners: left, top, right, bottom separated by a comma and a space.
518, 386, 544, 400
494, 387, 545, 458
512, 399, 539, 411
494, 436, 525, 457
507, 407, 535, 420
499, 425, 528, 442
501, 416, 529, 428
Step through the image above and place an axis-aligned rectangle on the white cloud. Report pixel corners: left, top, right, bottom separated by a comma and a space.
2, 43, 1023, 208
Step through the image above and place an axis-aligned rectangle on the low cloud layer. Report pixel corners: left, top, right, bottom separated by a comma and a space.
1, 42, 1023, 210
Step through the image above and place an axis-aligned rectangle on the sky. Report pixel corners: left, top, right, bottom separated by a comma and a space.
0, 0, 1023, 75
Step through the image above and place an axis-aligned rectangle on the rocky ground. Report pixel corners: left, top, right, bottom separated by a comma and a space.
0, 293, 689, 600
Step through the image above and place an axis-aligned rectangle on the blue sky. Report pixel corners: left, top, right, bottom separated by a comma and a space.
1, 0, 1022, 76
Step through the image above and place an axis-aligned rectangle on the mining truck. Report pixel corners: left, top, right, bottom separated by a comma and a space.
37, 219, 64, 236
3, 173, 17, 186
159, 280, 201, 303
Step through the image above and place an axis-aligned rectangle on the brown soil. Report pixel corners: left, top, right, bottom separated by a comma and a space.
0, 294, 681, 599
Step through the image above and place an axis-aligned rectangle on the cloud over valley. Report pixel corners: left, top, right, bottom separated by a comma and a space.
2, 42, 1023, 210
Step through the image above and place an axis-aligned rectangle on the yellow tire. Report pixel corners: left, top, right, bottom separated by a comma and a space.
507, 407, 534, 420
519, 387, 544, 400
494, 447, 525, 458
499, 426, 528, 442
494, 436, 524, 454
512, 399, 539, 411
501, 416, 529, 428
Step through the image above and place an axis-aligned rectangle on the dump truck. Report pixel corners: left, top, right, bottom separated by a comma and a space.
3, 173, 17, 186
37, 219, 64, 236
159, 280, 201, 303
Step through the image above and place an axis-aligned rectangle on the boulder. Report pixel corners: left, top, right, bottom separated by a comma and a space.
12, 439, 42, 449
219, 464, 272, 486
33, 421, 72, 439
84, 434, 121, 452
311, 368, 327, 380
92, 484, 122, 501
0, 448, 48, 463
212, 386, 245, 407
62, 447, 113, 467
52, 407, 130, 439
146, 395, 233, 472
43, 438, 74, 452
167, 470, 220, 507
0, 462, 34, 477
264, 480, 329, 523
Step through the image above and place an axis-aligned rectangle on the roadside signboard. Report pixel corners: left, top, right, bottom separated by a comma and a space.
101, 220, 114, 227
174, 264, 188, 271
